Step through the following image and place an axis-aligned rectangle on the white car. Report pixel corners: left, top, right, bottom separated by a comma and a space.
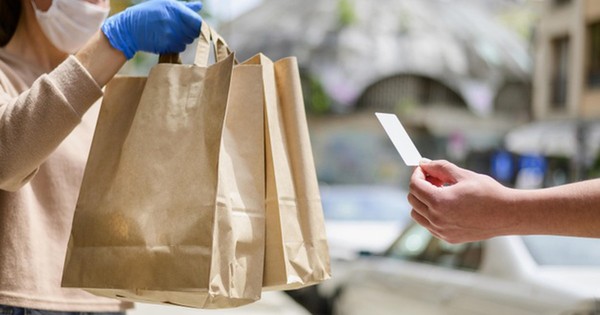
320, 185, 412, 260
304, 185, 412, 313
332, 223, 600, 315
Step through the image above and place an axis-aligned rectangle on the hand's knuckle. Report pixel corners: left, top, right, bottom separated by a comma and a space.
410, 210, 421, 221
407, 194, 416, 205
430, 196, 448, 211
428, 211, 444, 226
408, 180, 418, 192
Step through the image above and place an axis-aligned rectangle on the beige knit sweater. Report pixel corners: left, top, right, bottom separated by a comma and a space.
0, 49, 131, 312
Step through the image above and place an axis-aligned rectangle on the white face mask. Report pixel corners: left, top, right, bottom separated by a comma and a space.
32, 0, 110, 54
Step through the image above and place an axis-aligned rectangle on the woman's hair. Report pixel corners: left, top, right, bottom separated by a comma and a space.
0, 0, 22, 47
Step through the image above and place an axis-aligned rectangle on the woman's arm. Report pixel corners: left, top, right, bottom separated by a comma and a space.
0, 55, 103, 191
0, 0, 202, 191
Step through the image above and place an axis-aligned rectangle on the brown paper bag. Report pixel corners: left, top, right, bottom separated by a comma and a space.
241, 54, 331, 290
200, 26, 330, 290
62, 24, 265, 308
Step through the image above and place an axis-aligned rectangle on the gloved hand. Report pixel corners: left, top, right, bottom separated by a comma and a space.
101, 0, 203, 59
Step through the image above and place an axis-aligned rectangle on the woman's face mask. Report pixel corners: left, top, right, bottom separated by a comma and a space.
32, 0, 110, 54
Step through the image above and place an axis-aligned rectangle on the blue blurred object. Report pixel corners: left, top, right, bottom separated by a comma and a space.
519, 154, 547, 175
490, 150, 515, 182
514, 154, 547, 189
102, 0, 203, 59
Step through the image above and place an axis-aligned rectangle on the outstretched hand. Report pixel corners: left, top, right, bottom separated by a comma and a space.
408, 159, 518, 243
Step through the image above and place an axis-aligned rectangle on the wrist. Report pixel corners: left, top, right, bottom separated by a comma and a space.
101, 19, 136, 60
75, 31, 126, 87
499, 187, 531, 235
506, 187, 562, 236
477, 182, 542, 237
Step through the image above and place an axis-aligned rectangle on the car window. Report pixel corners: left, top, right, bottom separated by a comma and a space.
422, 238, 482, 271
522, 235, 600, 266
387, 223, 433, 260
387, 224, 482, 271
321, 188, 410, 221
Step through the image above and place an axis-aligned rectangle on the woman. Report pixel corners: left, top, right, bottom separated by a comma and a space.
0, 0, 203, 313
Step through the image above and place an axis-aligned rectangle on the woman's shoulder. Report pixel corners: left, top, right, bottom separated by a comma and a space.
0, 49, 40, 94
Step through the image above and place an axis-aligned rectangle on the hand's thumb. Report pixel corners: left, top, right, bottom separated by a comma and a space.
419, 159, 465, 184
184, 1, 203, 12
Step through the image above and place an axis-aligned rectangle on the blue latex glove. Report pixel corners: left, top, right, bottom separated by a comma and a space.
101, 0, 203, 59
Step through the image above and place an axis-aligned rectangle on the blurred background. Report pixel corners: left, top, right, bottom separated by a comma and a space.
117, 0, 600, 314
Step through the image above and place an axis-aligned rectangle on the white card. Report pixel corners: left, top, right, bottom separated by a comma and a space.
375, 113, 422, 166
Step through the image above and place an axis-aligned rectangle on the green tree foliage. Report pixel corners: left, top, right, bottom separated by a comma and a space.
301, 72, 331, 115
338, 0, 357, 27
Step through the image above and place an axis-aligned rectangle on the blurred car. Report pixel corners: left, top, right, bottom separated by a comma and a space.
332, 222, 600, 315
296, 185, 412, 313
320, 185, 413, 260
128, 292, 309, 315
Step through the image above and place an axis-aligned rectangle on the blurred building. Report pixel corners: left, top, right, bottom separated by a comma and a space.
222, 0, 533, 115
220, 0, 536, 185
532, 0, 600, 119
505, 0, 600, 183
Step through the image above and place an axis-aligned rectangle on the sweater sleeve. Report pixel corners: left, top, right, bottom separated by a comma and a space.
0, 56, 103, 191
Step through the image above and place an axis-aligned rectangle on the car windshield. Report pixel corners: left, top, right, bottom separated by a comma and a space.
521, 235, 600, 266
321, 187, 409, 221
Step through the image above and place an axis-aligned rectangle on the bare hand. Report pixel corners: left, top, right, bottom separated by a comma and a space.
408, 160, 519, 243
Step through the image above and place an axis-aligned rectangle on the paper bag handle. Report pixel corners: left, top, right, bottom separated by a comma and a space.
158, 53, 181, 64
194, 22, 233, 66
207, 26, 233, 63
157, 22, 232, 66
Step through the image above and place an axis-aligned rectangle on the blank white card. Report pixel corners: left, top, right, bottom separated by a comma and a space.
375, 113, 422, 166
